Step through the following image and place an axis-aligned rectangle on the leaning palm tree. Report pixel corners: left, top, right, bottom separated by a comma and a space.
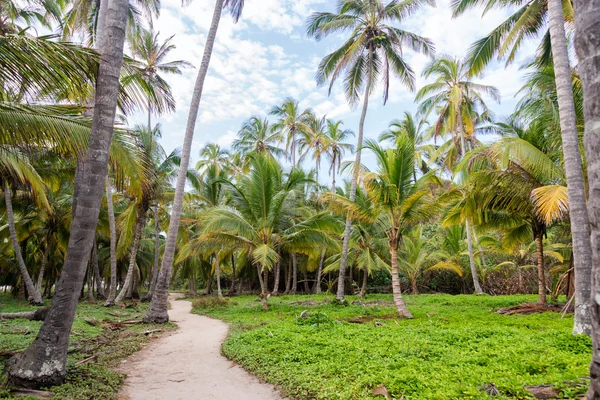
328, 137, 439, 317
307, 0, 435, 302
323, 120, 354, 194
270, 98, 312, 167
144, 0, 246, 324
7, 0, 130, 387
572, 0, 600, 393
454, 0, 592, 335
416, 55, 500, 295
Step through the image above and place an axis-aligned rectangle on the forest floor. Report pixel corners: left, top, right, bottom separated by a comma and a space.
192, 293, 592, 399
117, 293, 283, 400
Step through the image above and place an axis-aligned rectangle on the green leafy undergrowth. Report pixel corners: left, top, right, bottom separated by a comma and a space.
0, 294, 176, 399
192, 293, 591, 399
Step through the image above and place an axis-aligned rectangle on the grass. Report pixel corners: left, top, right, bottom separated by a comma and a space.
0, 294, 176, 399
192, 293, 591, 400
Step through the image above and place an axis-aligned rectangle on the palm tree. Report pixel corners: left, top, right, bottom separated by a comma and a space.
270, 98, 312, 167
299, 113, 328, 188
323, 120, 354, 194
128, 24, 191, 129
573, 0, 600, 392
196, 143, 229, 177
232, 116, 285, 160
416, 55, 500, 295
144, 0, 246, 324
200, 155, 338, 309
7, 0, 130, 387
454, 0, 592, 336
307, 0, 434, 302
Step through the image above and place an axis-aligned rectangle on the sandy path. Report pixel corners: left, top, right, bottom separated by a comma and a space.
118, 294, 283, 400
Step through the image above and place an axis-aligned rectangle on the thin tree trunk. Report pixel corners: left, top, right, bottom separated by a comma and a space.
4, 184, 43, 305
144, 205, 161, 301
411, 278, 418, 295
144, 0, 225, 324
315, 249, 325, 294
360, 268, 368, 298
256, 264, 268, 310
337, 47, 373, 302
115, 210, 145, 303
284, 260, 291, 294
390, 238, 412, 318
572, 1, 600, 394
303, 270, 310, 293
272, 259, 280, 294
6, 0, 128, 386
104, 178, 118, 306
92, 239, 105, 300
215, 254, 222, 298
230, 253, 236, 296
35, 239, 50, 295
86, 260, 95, 301
290, 253, 298, 295
465, 220, 483, 294
536, 233, 546, 305
548, 0, 593, 335
204, 274, 213, 295
331, 162, 336, 195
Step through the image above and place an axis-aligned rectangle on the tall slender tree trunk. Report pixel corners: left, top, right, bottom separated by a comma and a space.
390, 237, 412, 318
92, 238, 105, 300
548, 0, 593, 335
572, 1, 600, 395
331, 162, 336, 195
315, 249, 325, 294
104, 178, 118, 306
144, 205, 161, 301
86, 260, 95, 301
4, 184, 43, 305
144, 0, 225, 323
360, 268, 368, 298
536, 233, 546, 305
290, 252, 298, 295
272, 259, 280, 294
35, 239, 50, 295
215, 254, 222, 298
284, 260, 291, 294
256, 264, 268, 310
336, 47, 373, 302
7, 0, 128, 386
115, 210, 145, 303
303, 270, 310, 292
230, 253, 237, 296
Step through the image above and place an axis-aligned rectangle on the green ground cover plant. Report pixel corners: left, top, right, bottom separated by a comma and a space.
192, 294, 591, 399
0, 295, 175, 399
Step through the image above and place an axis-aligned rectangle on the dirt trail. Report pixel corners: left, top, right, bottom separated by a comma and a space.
118, 294, 283, 400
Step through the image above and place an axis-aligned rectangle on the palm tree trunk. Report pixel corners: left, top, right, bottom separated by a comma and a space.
144, 0, 225, 323
337, 47, 373, 302
6, 0, 128, 386
535, 233, 546, 305
465, 220, 483, 294
272, 259, 280, 294
390, 238, 412, 318
115, 210, 145, 303
230, 253, 236, 295
256, 264, 268, 310
104, 178, 118, 306
144, 205, 161, 301
284, 261, 291, 294
315, 249, 325, 294
291, 252, 298, 295
411, 278, 418, 295
547, 0, 592, 335
331, 162, 336, 194
86, 260, 95, 301
573, 2, 600, 394
4, 184, 43, 305
204, 273, 213, 295
360, 268, 368, 298
215, 254, 222, 298
303, 270, 310, 292
92, 238, 105, 300
35, 239, 50, 295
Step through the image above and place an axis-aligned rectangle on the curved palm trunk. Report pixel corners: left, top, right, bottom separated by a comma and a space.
337, 47, 373, 302
104, 178, 118, 306
315, 249, 325, 294
290, 252, 298, 295
7, 0, 128, 386
548, 0, 592, 335
4, 184, 43, 305
390, 239, 413, 318
535, 233, 546, 305
35, 239, 50, 295
573, 1, 600, 394
215, 254, 222, 298
115, 210, 145, 303
144, 205, 161, 301
144, 0, 225, 323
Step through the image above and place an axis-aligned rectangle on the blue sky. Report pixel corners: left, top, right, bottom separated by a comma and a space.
128, 0, 538, 183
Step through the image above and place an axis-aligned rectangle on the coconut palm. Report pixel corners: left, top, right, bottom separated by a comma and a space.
416, 55, 499, 295
232, 116, 285, 160
144, 0, 247, 324
328, 137, 439, 317
7, 0, 130, 387
454, 0, 592, 336
323, 120, 354, 194
307, 0, 435, 302
270, 98, 312, 167
195, 143, 230, 177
